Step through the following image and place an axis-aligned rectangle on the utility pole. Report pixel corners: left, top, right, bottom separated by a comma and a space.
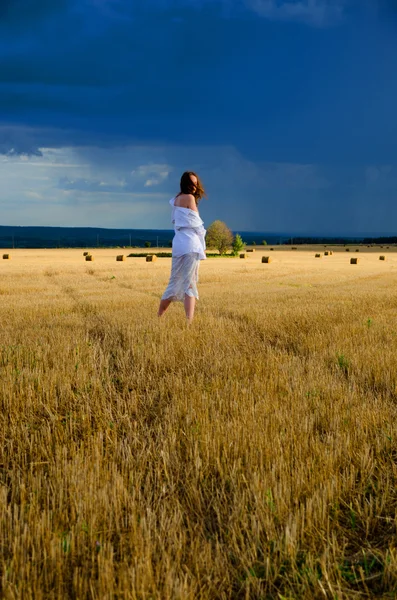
129, 234, 132, 247
156, 236, 159, 248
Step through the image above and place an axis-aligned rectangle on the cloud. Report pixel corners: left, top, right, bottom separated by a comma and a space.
245, 0, 347, 25
1, 141, 397, 234
0, 0, 350, 32
85, 0, 350, 26
0, 0, 69, 25
131, 164, 171, 188
0, 125, 43, 156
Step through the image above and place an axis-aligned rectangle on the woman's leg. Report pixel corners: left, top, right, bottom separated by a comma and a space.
184, 256, 199, 323
158, 298, 172, 317
184, 293, 196, 323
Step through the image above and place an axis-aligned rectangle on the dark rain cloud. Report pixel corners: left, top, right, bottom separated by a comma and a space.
0, 0, 69, 24
0, 0, 396, 169
0, 125, 43, 156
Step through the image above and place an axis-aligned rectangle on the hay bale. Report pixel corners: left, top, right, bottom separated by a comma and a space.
83, 251, 89, 256
246, 248, 255, 252
85, 255, 94, 261
315, 253, 321, 258
262, 256, 271, 263
356, 249, 360, 252
146, 254, 157, 262
291, 247, 297, 250
379, 255, 386, 260
324, 251, 329, 256
240, 253, 246, 259
270, 248, 274, 251
345, 248, 350, 252
3, 254, 10, 259
116, 255, 125, 261
329, 251, 333, 255
350, 258, 359, 264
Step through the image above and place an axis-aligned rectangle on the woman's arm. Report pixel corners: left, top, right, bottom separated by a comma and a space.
186, 194, 199, 212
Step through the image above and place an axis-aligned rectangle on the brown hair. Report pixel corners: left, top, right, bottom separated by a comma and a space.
175, 171, 207, 205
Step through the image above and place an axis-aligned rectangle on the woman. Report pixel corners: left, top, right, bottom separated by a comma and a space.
158, 171, 207, 324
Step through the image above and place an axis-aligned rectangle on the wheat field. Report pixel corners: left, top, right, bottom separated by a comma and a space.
1, 247, 396, 599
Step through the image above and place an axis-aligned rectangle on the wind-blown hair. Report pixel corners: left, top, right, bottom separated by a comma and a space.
176, 171, 207, 205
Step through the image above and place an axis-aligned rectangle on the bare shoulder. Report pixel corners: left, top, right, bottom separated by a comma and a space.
174, 193, 198, 212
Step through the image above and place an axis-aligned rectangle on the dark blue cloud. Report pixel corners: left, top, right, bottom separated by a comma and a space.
0, 0, 69, 24
0, 1, 395, 163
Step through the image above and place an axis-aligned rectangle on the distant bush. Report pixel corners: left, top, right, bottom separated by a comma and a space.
232, 234, 245, 256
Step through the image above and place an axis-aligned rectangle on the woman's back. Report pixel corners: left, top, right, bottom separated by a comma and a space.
174, 193, 198, 212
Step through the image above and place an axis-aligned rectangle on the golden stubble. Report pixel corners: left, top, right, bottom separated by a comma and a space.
0, 247, 397, 599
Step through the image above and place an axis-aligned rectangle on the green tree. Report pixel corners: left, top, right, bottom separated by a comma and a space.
232, 233, 245, 256
144, 241, 151, 248
262, 240, 267, 246
206, 220, 234, 255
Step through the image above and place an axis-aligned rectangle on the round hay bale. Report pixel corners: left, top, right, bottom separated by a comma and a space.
350, 258, 359, 264
85, 255, 94, 261
270, 248, 274, 251
356, 249, 360, 252
315, 253, 321, 258
240, 253, 246, 259
329, 251, 333, 255
83, 251, 89, 256
291, 247, 297, 250
3, 254, 10, 259
345, 248, 350, 252
379, 255, 386, 260
324, 251, 329, 256
116, 255, 125, 261
246, 248, 255, 252
146, 254, 157, 262
262, 256, 271, 263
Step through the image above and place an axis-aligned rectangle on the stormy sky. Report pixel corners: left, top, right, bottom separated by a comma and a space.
1, 0, 396, 234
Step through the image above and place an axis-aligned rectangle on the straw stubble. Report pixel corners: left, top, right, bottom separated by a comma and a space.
0, 248, 396, 599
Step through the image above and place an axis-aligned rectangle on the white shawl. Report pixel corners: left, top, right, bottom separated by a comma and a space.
170, 197, 207, 260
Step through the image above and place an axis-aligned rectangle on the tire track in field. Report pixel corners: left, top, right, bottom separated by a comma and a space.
217, 308, 397, 404
44, 270, 171, 430
44, 271, 132, 394
216, 308, 305, 357
85, 268, 161, 300
64, 278, 178, 434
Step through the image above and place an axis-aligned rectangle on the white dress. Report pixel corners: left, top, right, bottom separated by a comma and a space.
161, 197, 207, 302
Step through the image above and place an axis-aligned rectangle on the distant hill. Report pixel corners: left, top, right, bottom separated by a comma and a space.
0, 225, 395, 249
0, 226, 176, 249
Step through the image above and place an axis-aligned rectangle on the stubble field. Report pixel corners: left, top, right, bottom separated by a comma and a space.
1, 247, 397, 599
